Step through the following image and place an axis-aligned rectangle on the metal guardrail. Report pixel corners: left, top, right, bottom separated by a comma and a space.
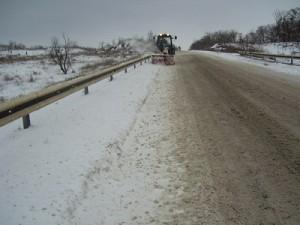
239, 51, 300, 65
0, 55, 151, 129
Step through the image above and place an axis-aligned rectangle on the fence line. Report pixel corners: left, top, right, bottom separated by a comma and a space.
239, 51, 300, 65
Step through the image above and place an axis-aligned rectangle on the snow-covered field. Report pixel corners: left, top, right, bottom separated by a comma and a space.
0, 63, 164, 225
0, 39, 153, 101
194, 51, 300, 76
0, 48, 86, 57
0, 55, 108, 101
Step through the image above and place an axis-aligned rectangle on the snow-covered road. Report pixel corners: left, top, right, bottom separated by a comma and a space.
1, 51, 300, 225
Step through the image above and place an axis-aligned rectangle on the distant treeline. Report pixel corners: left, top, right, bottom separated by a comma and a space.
190, 7, 300, 50
0, 41, 47, 51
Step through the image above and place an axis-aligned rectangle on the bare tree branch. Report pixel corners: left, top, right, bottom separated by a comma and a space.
49, 34, 72, 74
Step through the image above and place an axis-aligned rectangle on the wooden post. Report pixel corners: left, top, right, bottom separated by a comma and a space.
125, 68, 127, 73
23, 114, 31, 129
110, 74, 113, 81
291, 56, 294, 65
134, 64, 136, 69
84, 87, 89, 95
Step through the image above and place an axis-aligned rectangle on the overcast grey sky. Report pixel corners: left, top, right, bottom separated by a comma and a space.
0, 0, 299, 49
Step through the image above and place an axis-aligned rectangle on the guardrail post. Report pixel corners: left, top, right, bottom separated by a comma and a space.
23, 114, 31, 129
125, 68, 127, 73
84, 87, 89, 95
110, 74, 113, 81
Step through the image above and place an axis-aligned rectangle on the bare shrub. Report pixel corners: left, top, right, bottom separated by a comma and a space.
49, 34, 72, 74
29, 75, 35, 82
13, 75, 22, 85
3, 74, 14, 81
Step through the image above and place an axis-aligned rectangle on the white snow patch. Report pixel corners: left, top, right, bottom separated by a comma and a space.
0, 55, 105, 100
0, 63, 164, 225
254, 42, 300, 56
192, 50, 300, 76
208, 42, 300, 55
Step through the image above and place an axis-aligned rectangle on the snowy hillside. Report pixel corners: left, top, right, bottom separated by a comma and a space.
210, 42, 300, 56
254, 42, 300, 55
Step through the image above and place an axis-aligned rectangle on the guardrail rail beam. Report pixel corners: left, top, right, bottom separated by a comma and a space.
0, 55, 151, 129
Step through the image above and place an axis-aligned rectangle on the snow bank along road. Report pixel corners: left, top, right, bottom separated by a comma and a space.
1, 51, 300, 225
